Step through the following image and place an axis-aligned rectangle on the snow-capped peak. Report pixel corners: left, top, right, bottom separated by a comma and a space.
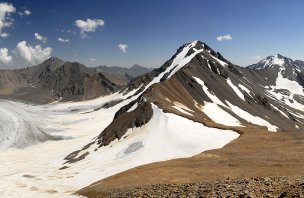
260, 54, 285, 67
248, 54, 304, 71
248, 54, 290, 70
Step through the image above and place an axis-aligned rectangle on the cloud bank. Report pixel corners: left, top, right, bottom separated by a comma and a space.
0, 48, 12, 64
0, 2, 16, 37
15, 41, 52, 64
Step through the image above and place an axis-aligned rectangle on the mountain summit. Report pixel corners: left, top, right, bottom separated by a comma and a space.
248, 54, 304, 70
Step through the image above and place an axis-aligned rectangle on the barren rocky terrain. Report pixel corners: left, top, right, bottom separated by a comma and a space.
80, 176, 304, 198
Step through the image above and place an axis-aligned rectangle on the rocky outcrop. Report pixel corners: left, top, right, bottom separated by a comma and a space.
97, 97, 153, 147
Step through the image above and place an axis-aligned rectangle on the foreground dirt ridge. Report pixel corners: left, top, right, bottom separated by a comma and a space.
79, 176, 304, 198
77, 127, 304, 197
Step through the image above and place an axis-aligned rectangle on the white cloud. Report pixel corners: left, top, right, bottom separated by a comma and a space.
118, 43, 128, 53
18, 9, 31, 17
58, 37, 69, 43
0, 2, 16, 36
34, 33, 47, 43
15, 41, 52, 64
75, 18, 104, 38
90, 58, 96, 62
216, 34, 232, 41
0, 32, 8, 37
0, 47, 12, 64
24, 9, 31, 15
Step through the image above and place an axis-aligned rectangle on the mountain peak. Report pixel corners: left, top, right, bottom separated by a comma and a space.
248, 54, 287, 70
264, 54, 285, 66
34, 57, 65, 70
44, 57, 64, 63
248, 54, 304, 71
130, 64, 144, 69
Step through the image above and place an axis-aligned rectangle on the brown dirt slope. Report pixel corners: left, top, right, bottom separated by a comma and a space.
78, 127, 304, 197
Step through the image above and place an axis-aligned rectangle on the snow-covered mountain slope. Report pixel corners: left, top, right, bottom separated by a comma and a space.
0, 92, 135, 197
0, 92, 239, 197
0, 100, 63, 149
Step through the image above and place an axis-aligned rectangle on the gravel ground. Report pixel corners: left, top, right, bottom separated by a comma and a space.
100, 177, 304, 198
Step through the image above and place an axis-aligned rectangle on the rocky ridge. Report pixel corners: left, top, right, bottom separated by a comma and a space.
83, 176, 304, 198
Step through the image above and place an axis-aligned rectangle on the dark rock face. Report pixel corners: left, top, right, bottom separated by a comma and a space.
253, 94, 271, 109
97, 97, 153, 147
294, 60, 304, 69
296, 70, 304, 88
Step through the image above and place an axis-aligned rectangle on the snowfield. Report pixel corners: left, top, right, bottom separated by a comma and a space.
201, 102, 243, 127
0, 92, 239, 197
0, 100, 65, 150
0, 41, 243, 197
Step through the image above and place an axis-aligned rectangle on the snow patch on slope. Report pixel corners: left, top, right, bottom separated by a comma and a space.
172, 102, 194, 116
226, 101, 278, 132
209, 54, 228, 67
127, 102, 138, 112
239, 84, 251, 96
275, 69, 304, 95
270, 104, 289, 118
193, 77, 278, 131
227, 78, 245, 100
193, 77, 225, 106
201, 102, 243, 127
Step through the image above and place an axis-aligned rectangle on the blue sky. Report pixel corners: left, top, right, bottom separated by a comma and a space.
0, 0, 303, 69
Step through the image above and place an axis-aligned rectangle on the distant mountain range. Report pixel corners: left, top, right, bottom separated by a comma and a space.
0, 59, 153, 103
95, 64, 154, 85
